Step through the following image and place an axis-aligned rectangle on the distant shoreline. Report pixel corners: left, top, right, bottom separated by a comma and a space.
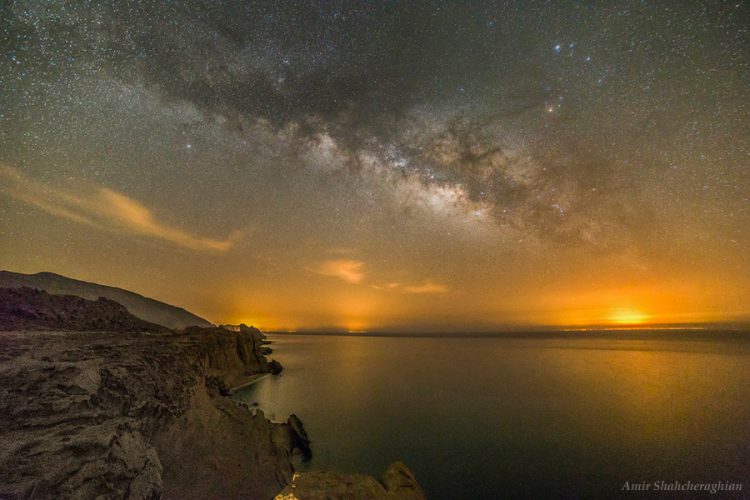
265, 328, 750, 340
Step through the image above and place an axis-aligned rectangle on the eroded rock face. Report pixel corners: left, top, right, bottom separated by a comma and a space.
274, 462, 425, 500
183, 325, 283, 388
0, 329, 293, 499
0, 315, 426, 499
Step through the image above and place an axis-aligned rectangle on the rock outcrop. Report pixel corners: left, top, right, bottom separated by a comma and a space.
276, 414, 312, 460
0, 328, 300, 499
274, 462, 425, 499
184, 324, 283, 388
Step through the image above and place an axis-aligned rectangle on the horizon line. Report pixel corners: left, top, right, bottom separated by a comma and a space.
261, 322, 750, 337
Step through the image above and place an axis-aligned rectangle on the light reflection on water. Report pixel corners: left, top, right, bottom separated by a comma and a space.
235, 334, 750, 499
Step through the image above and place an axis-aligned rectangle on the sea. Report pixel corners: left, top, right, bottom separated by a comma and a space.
234, 332, 750, 499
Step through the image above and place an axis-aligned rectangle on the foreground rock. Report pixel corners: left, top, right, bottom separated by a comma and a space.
0, 328, 300, 499
275, 462, 425, 499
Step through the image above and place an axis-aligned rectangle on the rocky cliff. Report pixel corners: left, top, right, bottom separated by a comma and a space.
0, 327, 304, 499
0, 293, 424, 499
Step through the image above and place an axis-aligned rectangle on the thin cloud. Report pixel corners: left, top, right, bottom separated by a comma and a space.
310, 259, 365, 284
0, 164, 241, 252
311, 255, 446, 293
403, 282, 450, 294
371, 281, 450, 294
371, 282, 401, 290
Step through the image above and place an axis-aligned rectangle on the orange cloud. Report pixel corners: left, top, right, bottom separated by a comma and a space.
403, 282, 450, 294
0, 164, 241, 252
371, 281, 450, 294
310, 259, 365, 284
310, 254, 447, 293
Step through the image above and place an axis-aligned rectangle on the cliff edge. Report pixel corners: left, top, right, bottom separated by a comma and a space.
0, 327, 301, 499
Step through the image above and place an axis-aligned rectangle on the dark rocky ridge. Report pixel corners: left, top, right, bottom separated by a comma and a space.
0, 271, 213, 330
0, 287, 170, 333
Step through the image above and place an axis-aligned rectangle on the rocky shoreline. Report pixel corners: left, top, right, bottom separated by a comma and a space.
0, 300, 423, 498
0, 324, 311, 499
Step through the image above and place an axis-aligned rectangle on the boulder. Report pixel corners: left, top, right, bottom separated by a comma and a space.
274, 461, 425, 499
287, 414, 311, 459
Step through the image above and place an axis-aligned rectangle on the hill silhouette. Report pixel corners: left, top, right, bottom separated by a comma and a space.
0, 271, 212, 330
0, 287, 170, 332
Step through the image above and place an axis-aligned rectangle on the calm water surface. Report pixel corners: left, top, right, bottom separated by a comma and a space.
235, 333, 750, 498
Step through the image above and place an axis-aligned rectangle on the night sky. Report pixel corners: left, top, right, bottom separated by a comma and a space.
1, 1, 748, 331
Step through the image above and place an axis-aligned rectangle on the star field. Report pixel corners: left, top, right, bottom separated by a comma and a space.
1, 1, 748, 330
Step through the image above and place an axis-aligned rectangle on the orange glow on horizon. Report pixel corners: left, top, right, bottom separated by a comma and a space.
608, 308, 650, 325
344, 320, 369, 333
535, 280, 743, 328
218, 275, 749, 332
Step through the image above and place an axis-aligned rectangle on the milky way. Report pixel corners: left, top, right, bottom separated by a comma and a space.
1, 1, 749, 330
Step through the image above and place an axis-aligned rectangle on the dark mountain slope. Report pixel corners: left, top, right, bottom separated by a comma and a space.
0, 271, 212, 330
0, 287, 170, 332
